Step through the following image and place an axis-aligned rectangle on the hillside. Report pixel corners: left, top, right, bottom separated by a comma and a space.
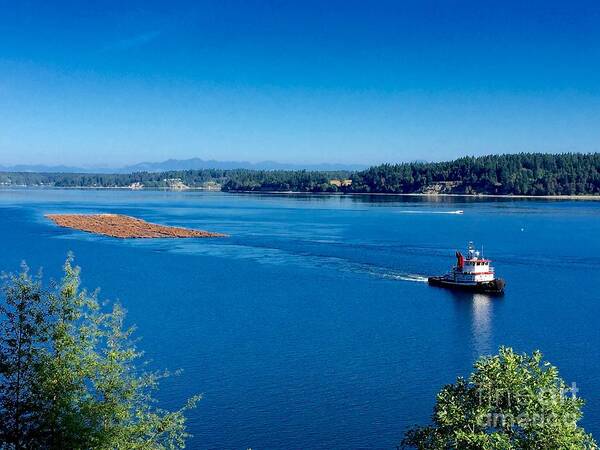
1, 153, 599, 196
348, 153, 600, 196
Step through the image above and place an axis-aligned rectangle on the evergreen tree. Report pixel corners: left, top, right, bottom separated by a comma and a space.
0, 256, 200, 449
0, 265, 46, 449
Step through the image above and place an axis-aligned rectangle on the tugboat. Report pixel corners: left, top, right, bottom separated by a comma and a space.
428, 242, 505, 294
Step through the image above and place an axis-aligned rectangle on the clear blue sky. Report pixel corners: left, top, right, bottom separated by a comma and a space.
1, 0, 599, 166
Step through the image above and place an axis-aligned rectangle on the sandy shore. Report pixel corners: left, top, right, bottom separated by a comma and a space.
46, 213, 227, 239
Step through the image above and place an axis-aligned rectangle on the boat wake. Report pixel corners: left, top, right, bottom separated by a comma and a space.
380, 272, 429, 283
131, 235, 432, 285
396, 210, 464, 215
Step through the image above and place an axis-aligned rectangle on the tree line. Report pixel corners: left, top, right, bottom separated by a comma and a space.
349, 153, 600, 195
1, 153, 599, 195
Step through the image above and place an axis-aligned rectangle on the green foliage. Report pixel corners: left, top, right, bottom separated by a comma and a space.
221, 169, 346, 192
350, 153, 600, 195
0, 168, 347, 192
0, 255, 199, 449
401, 347, 597, 449
0, 265, 46, 448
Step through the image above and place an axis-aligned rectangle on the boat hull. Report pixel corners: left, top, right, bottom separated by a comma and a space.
428, 276, 505, 294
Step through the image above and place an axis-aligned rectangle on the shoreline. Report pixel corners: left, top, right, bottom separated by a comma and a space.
224, 190, 600, 200
2, 185, 599, 200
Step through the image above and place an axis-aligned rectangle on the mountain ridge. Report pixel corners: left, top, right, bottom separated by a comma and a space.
0, 158, 368, 173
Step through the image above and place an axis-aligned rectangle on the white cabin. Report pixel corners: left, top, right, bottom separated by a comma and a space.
450, 242, 495, 284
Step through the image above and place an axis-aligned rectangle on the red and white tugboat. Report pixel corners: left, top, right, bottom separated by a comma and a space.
428, 242, 505, 294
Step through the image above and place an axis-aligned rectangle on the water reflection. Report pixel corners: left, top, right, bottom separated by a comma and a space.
450, 291, 498, 357
471, 294, 493, 356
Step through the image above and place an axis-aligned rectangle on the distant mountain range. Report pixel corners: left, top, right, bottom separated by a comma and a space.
0, 158, 368, 174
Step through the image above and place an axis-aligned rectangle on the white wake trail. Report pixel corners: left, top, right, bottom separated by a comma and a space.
396, 210, 464, 215
382, 273, 429, 283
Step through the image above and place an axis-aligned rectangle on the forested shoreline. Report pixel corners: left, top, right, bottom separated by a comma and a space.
1, 153, 599, 196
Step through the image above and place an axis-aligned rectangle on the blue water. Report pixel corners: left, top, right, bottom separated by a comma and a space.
1, 189, 600, 449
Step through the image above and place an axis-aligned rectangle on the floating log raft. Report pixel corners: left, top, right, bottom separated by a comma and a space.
46, 213, 227, 239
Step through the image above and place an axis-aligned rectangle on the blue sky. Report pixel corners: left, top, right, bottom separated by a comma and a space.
1, 0, 599, 166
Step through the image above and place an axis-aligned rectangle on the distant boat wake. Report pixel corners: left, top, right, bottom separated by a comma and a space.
396, 210, 464, 215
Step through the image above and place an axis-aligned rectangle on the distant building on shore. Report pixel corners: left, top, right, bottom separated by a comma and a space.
164, 178, 190, 190
201, 181, 222, 191
329, 179, 353, 187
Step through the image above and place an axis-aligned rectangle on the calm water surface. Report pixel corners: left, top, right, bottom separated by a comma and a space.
1, 189, 599, 449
